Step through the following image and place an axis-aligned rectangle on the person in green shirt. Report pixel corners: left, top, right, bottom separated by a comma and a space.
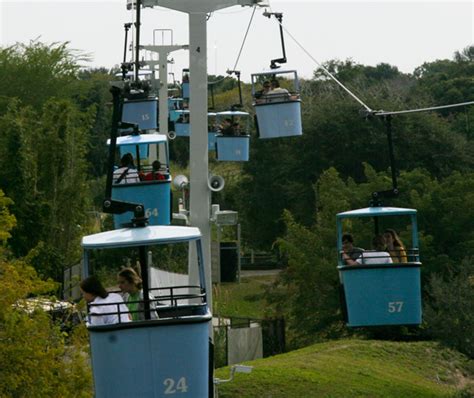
117, 267, 158, 321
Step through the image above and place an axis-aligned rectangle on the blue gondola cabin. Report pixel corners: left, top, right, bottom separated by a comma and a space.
168, 97, 184, 123
174, 110, 190, 137
81, 225, 212, 398
251, 70, 302, 139
215, 110, 250, 162
122, 96, 158, 132
336, 206, 422, 327
108, 133, 172, 228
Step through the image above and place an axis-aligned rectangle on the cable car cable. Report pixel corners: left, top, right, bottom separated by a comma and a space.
373, 101, 474, 117
230, 6, 257, 74
268, 9, 474, 119
267, 6, 373, 112
208, 6, 257, 86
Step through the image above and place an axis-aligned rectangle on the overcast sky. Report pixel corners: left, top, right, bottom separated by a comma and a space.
1, 1, 473, 82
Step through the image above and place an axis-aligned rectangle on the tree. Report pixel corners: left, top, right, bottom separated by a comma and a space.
73, 68, 114, 177
0, 41, 86, 113
0, 191, 92, 397
424, 257, 474, 358
0, 98, 94, 280
268, 168, 351, 345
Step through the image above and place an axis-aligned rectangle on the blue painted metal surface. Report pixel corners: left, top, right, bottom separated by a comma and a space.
216, 135, 250, 161
251, 70, 302, 139
122, 98, 158, 131
255, 100, 302, 138
112, 181, 171, 227
174, 110, 190, 137
82, 227, 211, 397
168, 98, 184, 122
182, 82, 190, 99
336, 206, 422, 326
208, 132, 217, 151
89, 320, 210, 398
339, 266, 422, 326
175, 123, 190, 137
119, 144, 148, 158
109, 134, 171, 228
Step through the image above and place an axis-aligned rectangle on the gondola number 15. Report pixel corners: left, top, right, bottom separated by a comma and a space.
388, 301, 404, 313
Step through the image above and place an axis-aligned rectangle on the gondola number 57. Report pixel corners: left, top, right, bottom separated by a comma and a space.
164, 377, 188, 394
388, 301, 404, 313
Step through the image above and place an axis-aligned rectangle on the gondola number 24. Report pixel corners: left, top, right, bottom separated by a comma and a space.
388, 301, 404, 313
164, 377, 188, 394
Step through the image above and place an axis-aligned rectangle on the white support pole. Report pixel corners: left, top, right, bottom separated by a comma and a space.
143, 0, 268, 324
188, 11, 212, 306
158, 56, 170, 137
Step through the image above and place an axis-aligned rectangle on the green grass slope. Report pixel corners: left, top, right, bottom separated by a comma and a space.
215, 339, 474, 398
213, 275, 275, 319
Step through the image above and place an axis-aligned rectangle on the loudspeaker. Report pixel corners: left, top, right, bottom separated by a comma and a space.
208, 175, 225, 192
173, 174, 189, 190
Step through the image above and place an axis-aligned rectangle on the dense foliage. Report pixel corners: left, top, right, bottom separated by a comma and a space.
0, 190, 92, 397
0, 42, 111, 281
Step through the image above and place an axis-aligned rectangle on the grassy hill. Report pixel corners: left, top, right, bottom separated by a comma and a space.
213, 275, 275, 319
214, 339, 474, 397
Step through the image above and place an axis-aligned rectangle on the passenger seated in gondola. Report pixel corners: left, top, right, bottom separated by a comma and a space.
113, 153, 140, 184
341, 233, 364, 264
143, 160, 166, 181
117, 267, 158, 321
80, 276, 131, 326
255, 80, 271, 103
383, 229, 408, 263
232, 122, 241, 136
176, 113, 189, 124
266, 79, 290, 102
342, 235, 392, 266
219, 118, 236, 136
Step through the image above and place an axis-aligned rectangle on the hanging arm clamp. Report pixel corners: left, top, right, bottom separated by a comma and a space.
263, 11, 287, 69
226, 69, 243, 109
368, 114, 399, 207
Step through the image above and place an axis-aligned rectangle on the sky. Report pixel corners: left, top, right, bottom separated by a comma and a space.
0, 1, 473, 83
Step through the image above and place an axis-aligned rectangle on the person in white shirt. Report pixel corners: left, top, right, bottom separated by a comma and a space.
80, 276, 131, 326
266, 79, 290, 103
342, 235, 393, 266
113, 153, 140, 184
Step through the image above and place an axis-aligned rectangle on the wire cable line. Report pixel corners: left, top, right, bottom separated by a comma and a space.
374, 101, 474, 116
270, 9, 474, 117
209, 6, 257, 86
268, 7, 373, 112
230, 5, 257, 72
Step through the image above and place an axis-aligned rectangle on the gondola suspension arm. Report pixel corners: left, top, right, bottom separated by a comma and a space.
263, 11, 287, 69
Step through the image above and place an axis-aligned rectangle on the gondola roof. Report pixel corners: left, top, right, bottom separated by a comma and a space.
82, 225, 201, 249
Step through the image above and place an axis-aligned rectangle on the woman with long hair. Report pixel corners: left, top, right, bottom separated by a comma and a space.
80, 276, 131, 326
383, 229, 408, 263
117, 267, 158, 321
